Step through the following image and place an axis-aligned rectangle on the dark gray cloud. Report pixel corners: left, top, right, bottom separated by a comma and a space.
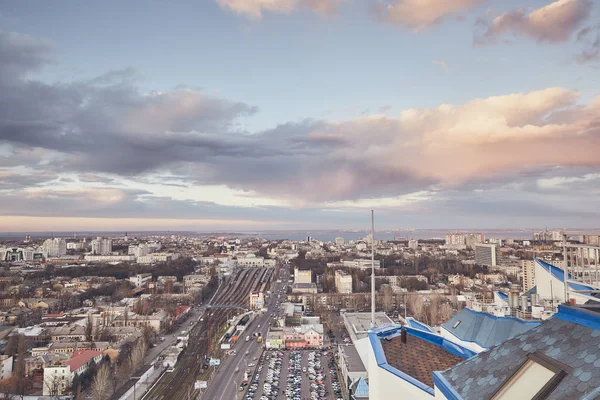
576, 25, 600, 63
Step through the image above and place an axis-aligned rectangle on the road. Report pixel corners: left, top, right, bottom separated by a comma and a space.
202, 266, 287, 400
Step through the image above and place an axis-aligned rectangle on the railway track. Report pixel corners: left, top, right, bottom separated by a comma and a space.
143, 267, 273, 400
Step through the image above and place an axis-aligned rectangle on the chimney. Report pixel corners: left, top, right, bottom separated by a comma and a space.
401, 327, 407, 344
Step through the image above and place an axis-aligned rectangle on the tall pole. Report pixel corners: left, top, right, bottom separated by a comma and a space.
371, 210, 376, 328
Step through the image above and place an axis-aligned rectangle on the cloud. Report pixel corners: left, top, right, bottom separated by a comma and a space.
433, 60, 449, 72
2, 29, 600, 229
0, 30, 54, 83
576, 25, 600, 63
475, 0, 592, 46
216, 0, 344, 19
373, 0, 483, 31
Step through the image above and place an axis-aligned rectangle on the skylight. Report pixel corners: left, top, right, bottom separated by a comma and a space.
492, 352, 570, 400
452, 320, 461, 329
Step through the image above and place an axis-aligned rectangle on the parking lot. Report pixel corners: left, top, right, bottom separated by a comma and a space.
242, 349, 343, 400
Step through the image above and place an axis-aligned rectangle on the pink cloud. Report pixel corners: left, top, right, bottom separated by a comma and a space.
216, 0, 344, 19
475, 0, 592, 46
374, 0, 483, 31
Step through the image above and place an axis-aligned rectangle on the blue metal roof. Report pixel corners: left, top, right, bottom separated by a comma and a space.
353, 377, 369, 396
442, 308, 539, 349
535, 258, 597, 292
496, 291, 508, 302
405, 317, 435, 333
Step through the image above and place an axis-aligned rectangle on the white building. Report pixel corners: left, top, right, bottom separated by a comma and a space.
43, 350, 102, 395
129, 273, 153, 287
128, 243, 149, 257
335, 270, 353, 294
0, 355, 13, 381
84, 254, 136, 262
408, 239, 419, 250
474, 244, 497, 266
236, 254, 276, 267
342, 259, 380, 269
91, 237, 112, 255
66, 242, 84, 250
136, 253, 180, 264
43, 238, 67, 257
335, 237, 345, 246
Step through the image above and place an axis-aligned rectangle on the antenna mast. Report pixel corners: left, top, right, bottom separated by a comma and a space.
371, 210, 376, 328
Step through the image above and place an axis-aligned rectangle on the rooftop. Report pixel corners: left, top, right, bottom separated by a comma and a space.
343, 312, 393, 341
338, 344, 366, 373
65, 350, 102, 372
441, 307, 540, 349
381, 331, 466, 388
437, 304, 600, 399
369, 325, 474, 395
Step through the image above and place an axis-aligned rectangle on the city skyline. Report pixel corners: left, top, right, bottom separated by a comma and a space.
1, 0, 600, 231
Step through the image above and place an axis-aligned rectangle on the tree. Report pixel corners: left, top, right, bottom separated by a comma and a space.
91, 363, 111, 400
406, 293, 425, 321
130, 338, 146, 371
85, 314, 94, 341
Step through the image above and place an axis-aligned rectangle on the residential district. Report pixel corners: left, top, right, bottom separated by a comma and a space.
0, 229, 599, 399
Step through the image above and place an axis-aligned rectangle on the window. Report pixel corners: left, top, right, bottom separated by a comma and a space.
492, 352, 571, 400
452, 320, 461, 329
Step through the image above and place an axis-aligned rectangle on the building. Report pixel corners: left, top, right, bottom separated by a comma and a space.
533, 230, 563, 242
445, 233, 484, 249
136, 253, 180, 264
533, 258, 600, 305
249, 291, 265, 310
0, 355, 13, 381
342, 259, 381, 269
294, 268, 312, 284
521, 259, 535, 292
335, 270, 353, 294
440, 308, 540, 353
43, 350, 103, 396
338, 344, 367, 392
84, 254, 136, 263
435, 304, 600, 399
335, 237, 345, 246
128, 243, 149, 257
66, 242, 84, 250
342, 312, 394, 343
236, 254, 272, 267
408, 239, 419, 250
474, 243, 497, 266
91, 237, 112, 255
291, 283, 318, 294
42, 238, 67, 257
129, 273, 152, 287
367, 325, 474, 400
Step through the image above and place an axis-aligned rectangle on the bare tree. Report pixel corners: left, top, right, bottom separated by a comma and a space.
130, 338, 147, 371
406, 293, 425, 321
91, 363, 111, 400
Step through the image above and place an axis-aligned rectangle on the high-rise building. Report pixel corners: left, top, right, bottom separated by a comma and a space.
91, 237, 112, 255
408, 239, 419, 250
521, 260, 535, 292
42, 238, 67, 257
445, 233, 485, 249
128, 243, 149, 257
335, 270, 353, 294
475, 244, 497, 266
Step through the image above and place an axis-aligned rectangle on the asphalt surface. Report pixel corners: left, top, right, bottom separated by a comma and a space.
201, 268, 286, 400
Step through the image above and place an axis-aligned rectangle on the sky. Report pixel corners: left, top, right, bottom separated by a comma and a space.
0, 0, 599, 232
